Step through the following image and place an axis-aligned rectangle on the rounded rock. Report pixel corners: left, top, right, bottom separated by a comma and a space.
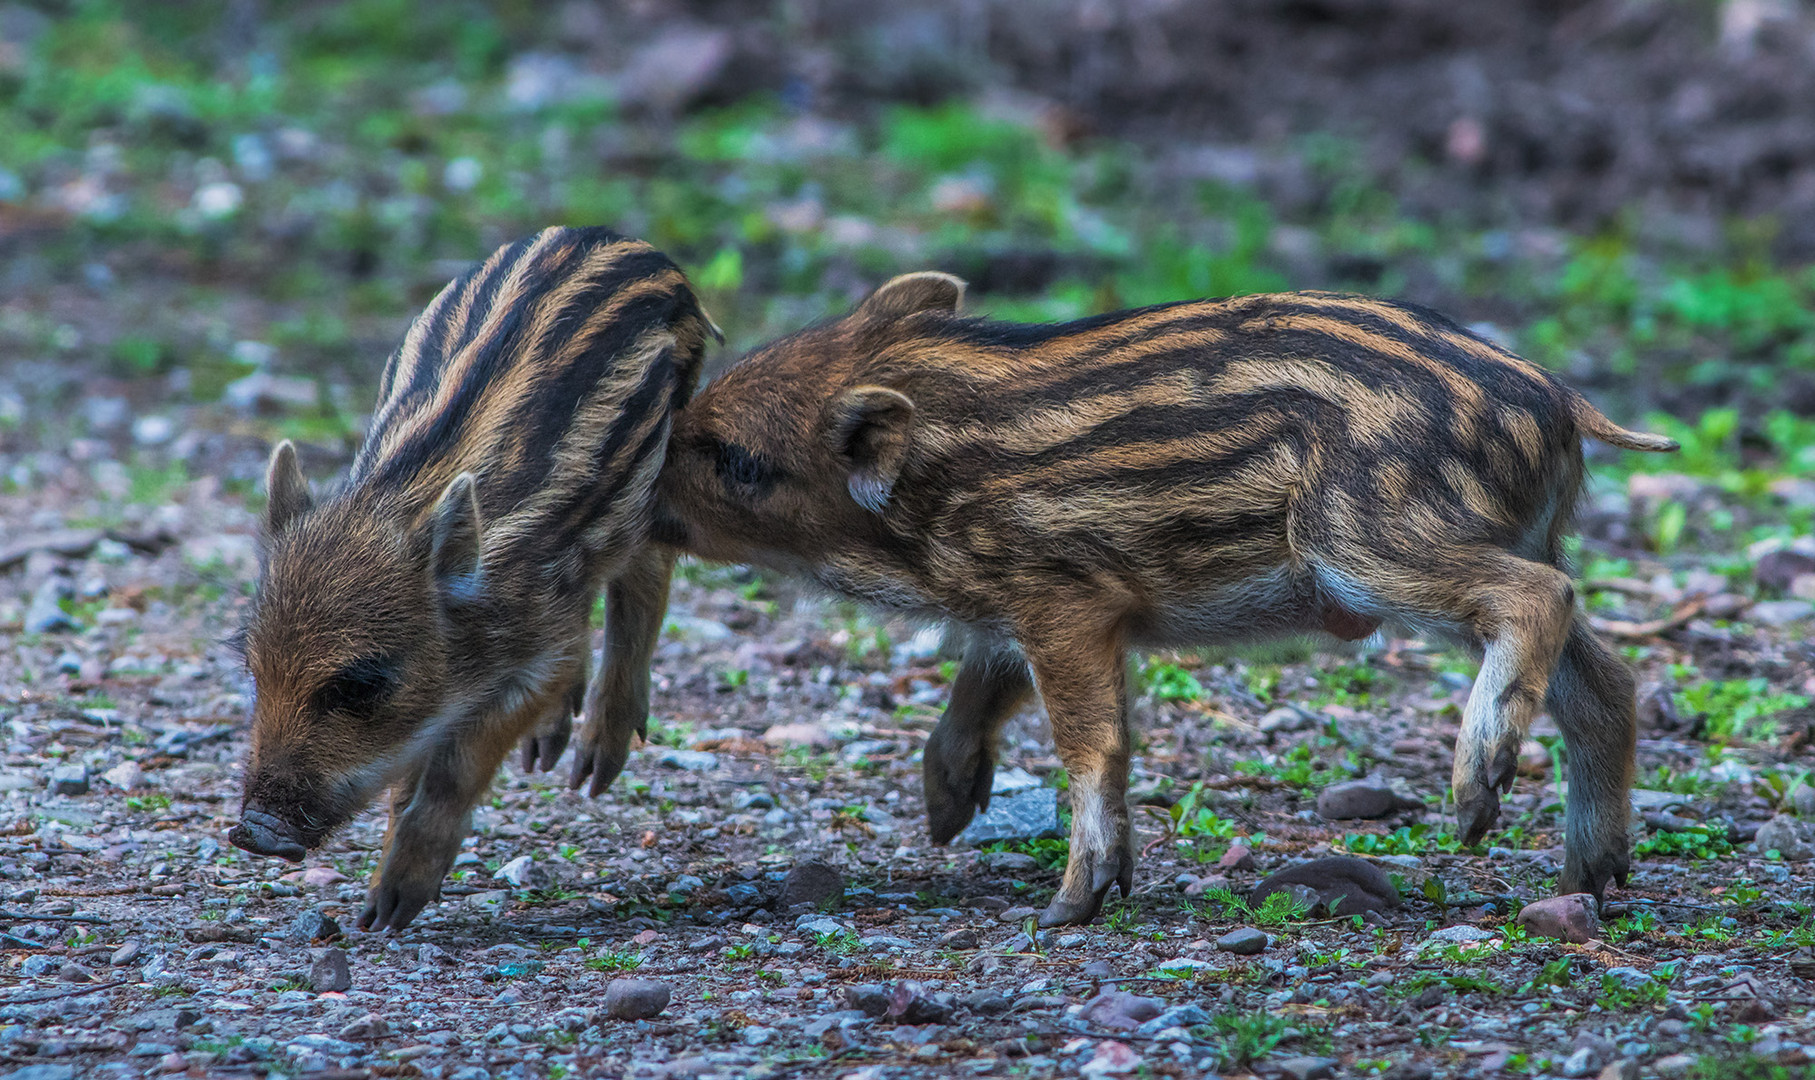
603, 978, 671, 1020
1216, 927, 1270, 955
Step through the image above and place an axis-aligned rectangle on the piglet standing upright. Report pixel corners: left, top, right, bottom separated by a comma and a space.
228, 226, 715, 931
646, 273, 1677, 927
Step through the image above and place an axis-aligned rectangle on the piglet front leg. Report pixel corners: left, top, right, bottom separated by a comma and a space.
570, 546, 674, 797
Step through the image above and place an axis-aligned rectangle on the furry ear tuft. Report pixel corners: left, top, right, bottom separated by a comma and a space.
824, 386, 916, 513
430, 473, 484, 607
263, 441, 313, 538
856, 272, 966, 321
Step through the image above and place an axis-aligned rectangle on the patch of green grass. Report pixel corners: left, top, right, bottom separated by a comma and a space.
980, 836, 1069, 872
584, 949, 643, 973
1235, 743, 1345, 790
1140, 658, 1205, 701
1209, 1008, 1309, 1068
1596, 971, 1668, 1011
1608, 909, 1661, 943
1672, 672, 1808, 744
1684, 1060, 1815, 1080
1342, 823, 1466, 857
812, 930, 862, 955
1194, 886, 1312, 927
1634, 825, 1733, 860
1520, 957, 1576, 993
1309, 662, 1390, 709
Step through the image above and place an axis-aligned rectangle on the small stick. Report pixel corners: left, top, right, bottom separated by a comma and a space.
0, 909, 110, 925
2, 979, 130, 1004
1590, 599, 1705, 639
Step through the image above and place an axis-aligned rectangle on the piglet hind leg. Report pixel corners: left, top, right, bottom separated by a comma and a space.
923, 635, 1035, 844
1447, 555, 1576, 853
1547, 613, 1637, 899
1021, 624, 1134, 928
571, 546, 674, 797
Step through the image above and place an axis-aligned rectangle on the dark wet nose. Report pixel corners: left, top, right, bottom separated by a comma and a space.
228, 808, 308, 862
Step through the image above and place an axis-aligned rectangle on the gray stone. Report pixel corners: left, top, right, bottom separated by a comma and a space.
1654, 1054, 1696, 1078
24, 576, 76, 634
287, 910, 341, 944
957, 787, 1063, 845
1078, 989, 1163, 1031
780, 860, 843, 908
308, 948, 351, 993
1260, 707, 1312, 733
1426, 925, 1496, 945
656, 749, 719, 772
603, 979, 671, 1020
978, 851, 1039, 872
3, 1067, 76, 1080
222, 372, 320, 414
1749, 600, 1813, 627
1274, 1056, 1338, 1080
1755, 814, 1815, 861
495, 855, 551, 889
48, 765, 88, 796
1136, 1003, 1211, 1036
1315, 780, 1409, 820
843, 984, 891, 1016
1249, 856, 1400, 916
1603, 967, 1656, 991
1791, 783, 1815, 819
1216, 927, 1269, 955
795, 915, 849, 938
938, 928, 980, 950
885, 980, 954, 1023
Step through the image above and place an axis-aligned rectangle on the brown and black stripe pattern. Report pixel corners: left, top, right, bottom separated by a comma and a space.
230, 227, 714, 932
656, 273, 1675, 927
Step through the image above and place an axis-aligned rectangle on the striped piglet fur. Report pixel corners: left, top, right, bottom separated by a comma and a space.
651, 272, 1677, 926
229, 227, 714, 931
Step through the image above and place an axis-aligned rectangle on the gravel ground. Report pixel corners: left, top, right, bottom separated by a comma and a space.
2, 412, 1814, 1080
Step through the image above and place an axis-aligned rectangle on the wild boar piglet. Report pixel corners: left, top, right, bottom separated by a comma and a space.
229, 227, 714, 931
651, 273, 1677, 927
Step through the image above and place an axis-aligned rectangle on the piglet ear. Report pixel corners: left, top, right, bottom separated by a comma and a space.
824, 386, 916, 513
856, 272, 966, 321
263, 441, 313, 538
429, 473, 484, 607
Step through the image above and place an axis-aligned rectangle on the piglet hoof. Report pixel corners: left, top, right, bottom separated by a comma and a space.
520, 714, 573, 773
1487, 739, 1520, 793
923, 739, 993, 845
1038, 849, 1134, 928
358, 878, 438, 934
1454, 782, 1502, 847
1560, 846, 1629, 902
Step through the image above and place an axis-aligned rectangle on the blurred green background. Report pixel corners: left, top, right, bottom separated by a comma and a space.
2, 0, 1815, 559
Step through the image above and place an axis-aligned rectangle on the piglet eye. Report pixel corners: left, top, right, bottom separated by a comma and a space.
313, 656, 398, 717
715, 443, 773, 491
